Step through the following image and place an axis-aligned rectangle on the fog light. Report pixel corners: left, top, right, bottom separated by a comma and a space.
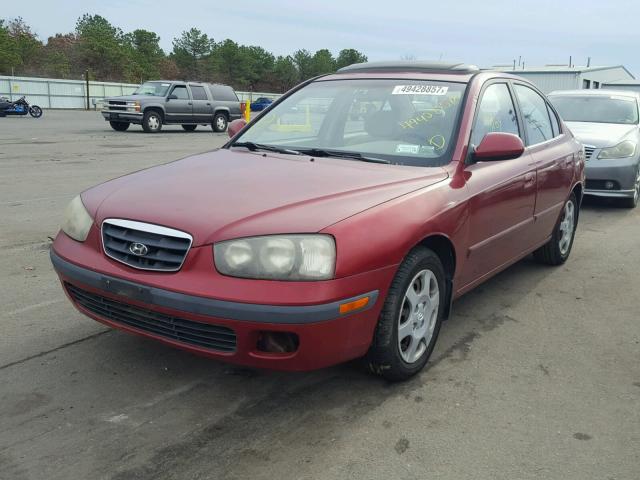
605, 181, 615, 190
257, 331, 299, 353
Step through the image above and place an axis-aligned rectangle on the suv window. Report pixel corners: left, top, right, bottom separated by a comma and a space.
171, 85, 189, 100
190, 85, 208, 101
209, 85, 238, 102
547, 104, 560, 137
514, 85, 553, 145
471, 83, 520, 146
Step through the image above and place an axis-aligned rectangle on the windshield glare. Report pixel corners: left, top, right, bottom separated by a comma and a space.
234, 79, 466, 166
550, 95, 639, 125
133, 81, 172, 97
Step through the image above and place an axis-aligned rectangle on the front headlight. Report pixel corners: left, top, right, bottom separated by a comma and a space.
597, 140, 636, 159
214, 234, 336, 281
61, 195, 94, 242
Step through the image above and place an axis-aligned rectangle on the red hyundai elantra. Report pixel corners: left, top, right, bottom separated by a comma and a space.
51, 62, 584, 380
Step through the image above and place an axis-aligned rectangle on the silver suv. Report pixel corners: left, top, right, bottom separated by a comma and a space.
102, 81, 242, 133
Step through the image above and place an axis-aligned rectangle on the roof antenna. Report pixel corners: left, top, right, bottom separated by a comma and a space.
513, 59, 516, 70
587, 56, 591, 67
518, 55, 521, 67
569, 55, 572, 68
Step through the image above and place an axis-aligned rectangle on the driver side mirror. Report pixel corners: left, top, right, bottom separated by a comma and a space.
228, 119, 247, 138
167, 94, 178, 100
473, 132, 525, 161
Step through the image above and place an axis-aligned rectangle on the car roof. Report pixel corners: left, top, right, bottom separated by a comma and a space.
548, 89, 640, 99
337, 61, 480, 74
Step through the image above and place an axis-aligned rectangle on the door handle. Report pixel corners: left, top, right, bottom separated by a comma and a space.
188, 102, 192, 105
523, 172, 535, 187
206, 103, 211, 106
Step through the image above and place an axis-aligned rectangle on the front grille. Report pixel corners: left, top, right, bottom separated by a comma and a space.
584, 146, 596, 160
66, 283, 237, 352
107, 101, 127, 111
102, 219, 192, 272
586, 179, 621, 190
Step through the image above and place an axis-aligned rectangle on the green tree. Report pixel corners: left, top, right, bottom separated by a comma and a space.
310, 48, 335, 76
43, 33, 76, 78
272, 55, 299, 92
292, 49, 313, 81
0, 20, 21, 74
7, 17, 43, 74
171, 28, 213, 79
336, 48, 368, 70
124, 29, 164, 82
75, 14, 126, 80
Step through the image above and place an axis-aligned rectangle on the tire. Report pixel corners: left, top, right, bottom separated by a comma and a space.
212, 113, 228, 132
28, 105, 43, 118
142, 110, 163, 133
109, 121, 130, 132
367, 247, 445, 381
182, 124, 197, 132
619, 168, 639, 209
533, 193, 578, 265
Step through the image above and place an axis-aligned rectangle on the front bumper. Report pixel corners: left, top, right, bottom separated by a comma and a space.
584, 155, 640, 198
50, 233, 390, 371
101, 111, 143, 124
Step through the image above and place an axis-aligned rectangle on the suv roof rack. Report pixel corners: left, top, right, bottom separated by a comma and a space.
337, 61, 479, 74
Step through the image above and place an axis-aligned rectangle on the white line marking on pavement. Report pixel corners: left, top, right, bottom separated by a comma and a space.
6, 299, 65, 316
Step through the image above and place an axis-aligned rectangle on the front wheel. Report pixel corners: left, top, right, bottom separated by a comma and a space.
142, 110, 163, 133
109, 121, 130, 131
29, 105, 43, 118
533, 193, 578, 265
367, 247, 445, 381
212, 113, 228, 132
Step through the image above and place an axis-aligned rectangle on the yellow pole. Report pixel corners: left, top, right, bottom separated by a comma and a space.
244, 99, 251, 122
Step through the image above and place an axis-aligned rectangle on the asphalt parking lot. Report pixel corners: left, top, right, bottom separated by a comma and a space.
1, 111, 639, 480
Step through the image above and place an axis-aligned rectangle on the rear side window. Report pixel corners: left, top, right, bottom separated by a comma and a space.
190, 85, 208, 101
547, 104, 560, 137
514, 85, 553, 145
471, 83, 520, 146
209, 85, 239, 102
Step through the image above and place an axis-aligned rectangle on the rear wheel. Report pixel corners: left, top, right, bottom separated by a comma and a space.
533, 193, 578, 265
182, 124, 197, 132
367, 247, 445, 381
212, 113, 228, 132
142, 110, 162, 133
109, 121, 130, 131
619, 168, 639, 209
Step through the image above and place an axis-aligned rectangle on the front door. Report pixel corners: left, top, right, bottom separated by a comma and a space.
165, 84, 192, 123
460, 81, 537, 289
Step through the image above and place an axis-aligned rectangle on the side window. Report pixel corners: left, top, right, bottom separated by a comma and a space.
190, 85, 208, 101
471, 83, 520, 146
171, 85, 189, 100
547, 104, 560, 137
514, 85, 553, 145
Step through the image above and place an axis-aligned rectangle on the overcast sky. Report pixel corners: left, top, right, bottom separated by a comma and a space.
7, 0, 640, 77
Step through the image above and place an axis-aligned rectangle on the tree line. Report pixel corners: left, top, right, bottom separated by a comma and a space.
0, 15, 368, 92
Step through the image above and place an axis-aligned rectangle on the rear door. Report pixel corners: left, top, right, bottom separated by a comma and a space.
210, 85, 242, 120
460, 81, 537, 288
165, 84, 192, 123
512, 83, 575, 243
189, 84, 213, 124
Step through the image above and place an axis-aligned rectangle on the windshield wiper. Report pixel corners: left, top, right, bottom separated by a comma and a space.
233, 142, 302, 155
296, 148, 390, 164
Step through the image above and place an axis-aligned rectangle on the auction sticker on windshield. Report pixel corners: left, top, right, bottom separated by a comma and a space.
392, 85, 449, 95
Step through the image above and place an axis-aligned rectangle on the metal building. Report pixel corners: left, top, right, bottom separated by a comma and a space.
601, 79, 640, 95
487, 65, 635, 93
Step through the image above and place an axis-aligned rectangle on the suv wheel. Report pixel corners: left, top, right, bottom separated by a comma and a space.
212, 113, 228, 132
142, 110, 163, 133
182, 124, 197, 132
109, 121, 130, 132
367, 247, 445, 381
533, 193, 578, 265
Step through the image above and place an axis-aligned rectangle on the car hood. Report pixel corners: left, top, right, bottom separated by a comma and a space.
83, 149, 449, 246
564, 121, 638, 148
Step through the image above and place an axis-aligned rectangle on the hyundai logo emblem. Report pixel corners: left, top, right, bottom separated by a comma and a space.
129, 242, 149, 256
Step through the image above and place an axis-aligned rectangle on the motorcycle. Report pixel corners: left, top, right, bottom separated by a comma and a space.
0, 96, 43, 118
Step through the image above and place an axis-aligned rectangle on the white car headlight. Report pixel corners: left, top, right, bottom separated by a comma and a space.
597, 140, 636, 159
61, 195, 94, 242
214, 234, 336, 281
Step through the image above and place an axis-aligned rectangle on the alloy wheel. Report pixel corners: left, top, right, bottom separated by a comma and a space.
558, 199, 575, 256
398, 269, 439, 364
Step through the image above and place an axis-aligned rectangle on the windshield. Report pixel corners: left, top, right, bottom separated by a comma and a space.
550, 95, 639, 125
233, 79, 467, 166
133, 81, 172, 97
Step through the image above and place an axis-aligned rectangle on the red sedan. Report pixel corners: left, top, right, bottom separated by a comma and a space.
51, 62, 584, 380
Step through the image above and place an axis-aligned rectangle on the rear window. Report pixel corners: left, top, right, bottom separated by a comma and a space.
209, 85, 239, 102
